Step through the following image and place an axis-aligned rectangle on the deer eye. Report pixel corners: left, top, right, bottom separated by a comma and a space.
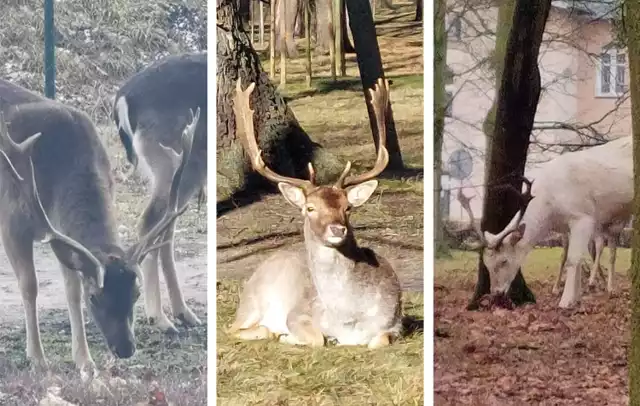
345, 205, 353, 212
306, 206, 315, 213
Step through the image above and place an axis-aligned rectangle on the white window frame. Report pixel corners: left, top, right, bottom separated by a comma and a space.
595, 47, 628, 98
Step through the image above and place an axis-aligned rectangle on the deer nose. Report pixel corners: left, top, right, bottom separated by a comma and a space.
329, 224, 347, 237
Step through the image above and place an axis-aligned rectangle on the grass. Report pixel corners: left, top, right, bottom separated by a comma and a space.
216, 280, 424, 405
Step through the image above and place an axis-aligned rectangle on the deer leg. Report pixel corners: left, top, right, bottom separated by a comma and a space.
553, 233, 569, 295
139, 194, 178, 334
159, 223, 201, 326
588, 234, 604, 290
368, 332, 392, 349
608, 236, 617, 293
3, 229, 46, 369
280, 313, 325, 347
60, 265, 97, 380
559, 219, 594, 308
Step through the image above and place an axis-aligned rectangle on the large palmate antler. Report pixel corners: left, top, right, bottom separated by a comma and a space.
456, 189, 485, 248
334, 78, 391, 189
233, 79, 316, 190
126, 107, 200, 263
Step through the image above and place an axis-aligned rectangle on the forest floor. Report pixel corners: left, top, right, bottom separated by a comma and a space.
216, 3, 424, 405
435, 248, 631, 405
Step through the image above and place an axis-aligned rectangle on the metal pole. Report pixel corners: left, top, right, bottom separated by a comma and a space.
44, 0, 56, 99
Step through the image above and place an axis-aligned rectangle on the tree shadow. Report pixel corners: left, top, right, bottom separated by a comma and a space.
401, 315, 424, 337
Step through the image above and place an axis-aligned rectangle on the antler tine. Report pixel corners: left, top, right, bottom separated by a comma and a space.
0, 112, 42, 181
233, 79, 314, 189
488, 177, 535, 249
338, 78, 390, 188
128, 107, 200, 263
456, 189, 486, 246
307, 162, 316, 183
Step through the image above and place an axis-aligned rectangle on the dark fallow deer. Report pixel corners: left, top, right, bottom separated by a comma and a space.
228, 78, 402, 348
112, 53, 206, 333
0, 78, 198, 379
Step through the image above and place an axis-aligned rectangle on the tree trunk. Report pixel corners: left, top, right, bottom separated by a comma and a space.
216, 0, 343, 215
626, 0, 640, 403
414, 0, 422, 22
345, 0, 403, 170
468, 0, 552, 309
434, 0, 447, 256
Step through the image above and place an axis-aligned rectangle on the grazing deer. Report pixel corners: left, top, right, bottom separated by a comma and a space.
112, 53, 207, 333
0, 78, 198, 378
455, 136, 633, 308
456, 190, 626, 295
228, 78, 402, 348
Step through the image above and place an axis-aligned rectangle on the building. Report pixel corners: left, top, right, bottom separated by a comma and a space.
442, 0, 629, 223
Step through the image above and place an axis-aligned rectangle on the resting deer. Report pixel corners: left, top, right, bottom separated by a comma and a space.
0, 78, 198, 378
457, 136, 633, 308
112, 53, 207, 333
457, 190, 626, 295
228, 78, 402, 348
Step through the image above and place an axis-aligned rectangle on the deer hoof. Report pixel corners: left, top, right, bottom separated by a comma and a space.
149, 315, 179, 334
176, 308, 202, 327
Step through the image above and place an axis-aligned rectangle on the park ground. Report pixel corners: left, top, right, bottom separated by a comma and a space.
435, 247, 631, 405
0, 126, 208, 406
216, 2, 424, 405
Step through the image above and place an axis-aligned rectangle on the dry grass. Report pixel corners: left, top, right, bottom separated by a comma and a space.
216, 280, 424, 406
217, 4, 423, 405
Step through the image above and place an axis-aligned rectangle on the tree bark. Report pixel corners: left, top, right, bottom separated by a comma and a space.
414, 0, 422, 22
625, 0, 640, 403
345, 0, 403, 170
216, 0, 343, 215
434, 0, 447, 256
468, 0, 552, 309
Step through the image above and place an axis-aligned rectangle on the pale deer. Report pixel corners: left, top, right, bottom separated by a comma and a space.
0, 78, 198, 379
455, 136, 633, 308
228, 78, 402, 348
112, 53, 206, 333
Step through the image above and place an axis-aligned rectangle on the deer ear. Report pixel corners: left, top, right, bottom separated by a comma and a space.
346, 180, 378, 207
278, 182, 306, 209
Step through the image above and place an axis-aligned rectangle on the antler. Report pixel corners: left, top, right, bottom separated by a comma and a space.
234, 79, 315, 190
335, 78, 391, 188
0, 111, 42, 181
456, 189, 486, 246
485, 176, 535, 249
126, 107, 200, 263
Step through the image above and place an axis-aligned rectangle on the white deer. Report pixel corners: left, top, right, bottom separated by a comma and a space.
459, 136, 632, 308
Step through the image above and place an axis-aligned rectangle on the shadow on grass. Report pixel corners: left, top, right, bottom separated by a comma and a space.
401, 315, 424, 337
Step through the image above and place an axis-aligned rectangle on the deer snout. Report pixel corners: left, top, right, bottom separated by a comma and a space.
329, 224, 347, 237
324, 223, 348, 246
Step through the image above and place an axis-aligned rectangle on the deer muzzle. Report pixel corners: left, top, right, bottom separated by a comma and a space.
325, 224, 348, 246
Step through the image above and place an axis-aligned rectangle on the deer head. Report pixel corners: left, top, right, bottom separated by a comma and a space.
456, 178, 534, 294
0, 108, 199, 358
233, 78, 390, 247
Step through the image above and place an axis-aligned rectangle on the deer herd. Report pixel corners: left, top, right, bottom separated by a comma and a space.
0, 53, 206, 379
457, 135, 633, 309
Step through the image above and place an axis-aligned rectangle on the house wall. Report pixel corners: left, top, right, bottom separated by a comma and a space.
442, 5, 623, 223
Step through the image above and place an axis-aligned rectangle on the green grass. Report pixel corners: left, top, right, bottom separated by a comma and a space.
435, 247, 632, 284
216, 279, 424, 406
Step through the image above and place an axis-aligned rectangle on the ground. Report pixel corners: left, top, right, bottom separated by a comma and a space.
0, 126, 208, 406
217, 3, 424, 405
435, 248, 631, 405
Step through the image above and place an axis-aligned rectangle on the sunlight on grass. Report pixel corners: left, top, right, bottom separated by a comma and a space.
216, 279, 424, 405
434, 248, 632, 284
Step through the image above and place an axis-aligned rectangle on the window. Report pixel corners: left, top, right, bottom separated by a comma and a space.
447, 16, 462, 41
596, 47, 627, 97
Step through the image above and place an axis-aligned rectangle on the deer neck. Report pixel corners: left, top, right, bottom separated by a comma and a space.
302, 221, 363, 292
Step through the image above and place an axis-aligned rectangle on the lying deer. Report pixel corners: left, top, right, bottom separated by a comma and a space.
113, 53, 206, 333
227, 78, 402, 348
0, 78, 198, 378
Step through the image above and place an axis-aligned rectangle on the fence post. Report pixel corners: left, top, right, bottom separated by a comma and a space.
44, 0, 56, 99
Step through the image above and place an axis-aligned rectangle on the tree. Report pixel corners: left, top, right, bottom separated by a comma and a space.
625, 0, 640, 403
345, 0, 404, 170
216, 0, 343, 215
468, 0, 552, 309
434, 0, 447, 255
